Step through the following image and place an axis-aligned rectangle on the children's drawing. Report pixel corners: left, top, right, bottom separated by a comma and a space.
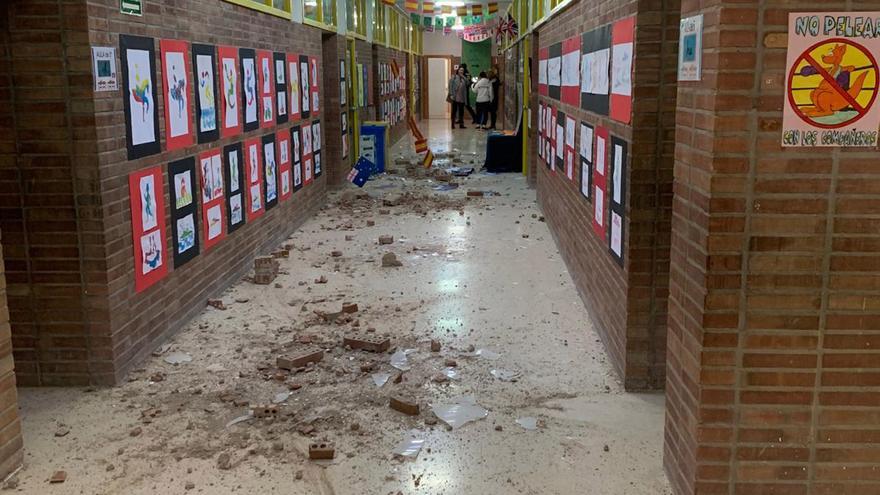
249, 144, 259, 183
230, 193, 243, 224
140, 229, 163, 274
250, 183, 262, 212
176, 213, 196, 254
127, 49, 156, 146
243, 57, 258, 124
229, 150, 240, 191
174, 171, 192, 209
281, 170, 290, 195
264, 141, 277, 202
196, 54, 217, 131
206, 204, 222, 240
140, 174, 157, 230
261, 57, 271, 93
164, 52, 188, 136
222, 57, 238, 128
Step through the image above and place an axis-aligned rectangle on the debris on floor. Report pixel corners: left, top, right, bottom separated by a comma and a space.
431, 396, 489, 429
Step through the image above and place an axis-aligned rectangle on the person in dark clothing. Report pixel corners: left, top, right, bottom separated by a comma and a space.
458, 63, 478, 123
487, 68, 501, 130
448, 67, 468, 129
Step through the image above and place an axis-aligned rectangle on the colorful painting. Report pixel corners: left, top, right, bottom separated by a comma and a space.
610, 18, 635, 123
300, 56, 310, 118
120, 35, 160, 159
176, 213, 196, 254
263, 135, 278, 207
223, 142, 245, 232
782, 12, 880, 147
160, 40, 192, 150
310, 56, 319, 114
288, 53, 301, 120
240, 48, 258, 132
199, 149, 226, 250
173, 170, 192, 209
291, 126, 303, 191
192, 44, 219, 142
168, 157, 200, 267
258, 50, 274, 127
219, 46, 241, 137
129, 166, 167, 291
244, 138, 264, 221
274, 52, 288, 124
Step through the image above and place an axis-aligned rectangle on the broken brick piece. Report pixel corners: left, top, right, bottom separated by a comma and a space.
253, 256, 279, 285
343, 336, 391, 353
389, 397, 420, 416
277, 348, 324, 370
49, 471, 67, 484
467, 190, 484, 197
378, 235, 394, 245
430, 340, 441, 352
331, 250, 343, 257
341, 302, 359, 314
272, 249, 290, 258
251, 404, 279, 418
309, 442, 335, 460
207, 299, 227, 310
366, 220, 376, 226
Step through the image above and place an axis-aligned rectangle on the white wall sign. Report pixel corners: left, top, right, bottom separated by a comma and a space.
678, 14, 703, 81
92, 46, 118, 92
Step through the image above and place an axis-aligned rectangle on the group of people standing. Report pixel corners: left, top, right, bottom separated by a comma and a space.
447, 63, 500, 130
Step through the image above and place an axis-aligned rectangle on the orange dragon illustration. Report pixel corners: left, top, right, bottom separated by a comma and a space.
799, 43, 868, 118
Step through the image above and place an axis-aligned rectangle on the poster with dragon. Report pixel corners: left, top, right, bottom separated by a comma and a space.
192, 44, 219, 143
262, 133, 279, 210
167, 157, 200, 268
120, 35, 161, 159
274, 52, 288, 124
159, 39, 193, 151
129, 166, 168, 292
218, 46, 242, 138
239, 48, 259, 132
288, 53, 301, 121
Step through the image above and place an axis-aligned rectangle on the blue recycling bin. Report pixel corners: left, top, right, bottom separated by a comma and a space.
359, 121, 389, 174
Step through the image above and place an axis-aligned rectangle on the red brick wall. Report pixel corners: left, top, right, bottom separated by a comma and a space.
86, 0, 329, 384
529, 0, 678, 390
0, 0, 109, 386
666, 2, 880, 494
322, 34, 349, 186
0, 231, 23, 480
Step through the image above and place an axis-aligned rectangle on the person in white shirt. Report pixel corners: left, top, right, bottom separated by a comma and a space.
471, 72, 493, 130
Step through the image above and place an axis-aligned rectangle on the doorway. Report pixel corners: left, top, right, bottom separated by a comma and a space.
426, 57, 450, 119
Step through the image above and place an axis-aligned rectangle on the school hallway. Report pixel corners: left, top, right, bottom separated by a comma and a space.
8, 120, 668, 494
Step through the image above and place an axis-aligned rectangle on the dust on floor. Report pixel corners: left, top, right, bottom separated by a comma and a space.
7, 144, 670, 495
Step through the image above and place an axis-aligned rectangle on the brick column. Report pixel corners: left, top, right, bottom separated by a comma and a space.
0, 231, 23, 480
322, 34, 350, 186
666, 2, 880, 494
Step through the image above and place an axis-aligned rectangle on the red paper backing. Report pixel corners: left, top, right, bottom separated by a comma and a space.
129, 166, 168, 292
159, 39, 194, 151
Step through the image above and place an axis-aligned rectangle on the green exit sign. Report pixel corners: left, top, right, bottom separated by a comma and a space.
120, 0, 142, 16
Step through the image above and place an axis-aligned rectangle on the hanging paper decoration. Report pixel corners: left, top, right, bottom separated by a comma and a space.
288, 53, 301, 121
592, 126, 609, 240
471, 4, 482, 16
456, 6, 467, 16
223, 142, 246, 233
277, 129, 292, 200
160, 40, 193, 151
274, 52, 288, 124
198, 149, 226, 250
422, 1, 433, 14
244, 137, 264, 221
608, 136, 627, 266
487, 2, 498, 14
610, 17, 634, 123
120, 35, 161, 159
581, 25, 611, 116
261, 133, 278, 210
309, 56, 320, 114
405, 0, 418, 13
129, 166, 167, 292
257, 50, 275, 128
299, 55, 311, 118
445, 16, 455, 27
312, 120, 322, 178
382, 0, 395, 5
423, 16, 433, 32
218, 46, 242, 138
579, 122, 594, 200
301, 122, 313, 185
441, 5, 451, 14
505, 13, 518, 37
435, 16, 443, 28
561, 36, 581, 106
192, 44, 219, 143
239, 48, 259, 132
168, 157, 200, 268
290, 125, 303, 192
410, 13, 420, 24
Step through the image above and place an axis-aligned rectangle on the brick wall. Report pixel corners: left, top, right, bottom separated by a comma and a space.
665, 2, 880, 494
529, 0, 679, 390
322, 33, 349, 186
88, 0, 329, 384
0, 231, 23, 480
0, 0, 108, 386
372, 44, 410, 145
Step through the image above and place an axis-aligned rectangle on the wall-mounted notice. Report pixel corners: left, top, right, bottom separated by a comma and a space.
678, 14, 703, 81
92, 47, 118, 92
608, 136, 627, 266
579, 122, 594, 200
581, 25, 611, 116
561, 37, 581, 106
592, 126, 609, 240
783, 12, 880, 147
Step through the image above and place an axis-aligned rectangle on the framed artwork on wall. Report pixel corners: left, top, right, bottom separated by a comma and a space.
223, 142, 246, 233
167, 157, 200, 267
120, 35, 161, 159
192, 43, 219, 143
159, 39, 193, 151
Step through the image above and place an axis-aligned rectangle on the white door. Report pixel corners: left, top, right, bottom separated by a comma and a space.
428, 58, 450, 119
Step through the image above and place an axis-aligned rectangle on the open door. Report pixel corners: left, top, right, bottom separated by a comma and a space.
426, 57, 450, 119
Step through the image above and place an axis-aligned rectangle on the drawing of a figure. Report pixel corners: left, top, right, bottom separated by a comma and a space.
169, 67, 186, 117
798, 43, 869, 120
131, 65, 151, 121
225, 63, 236, 109
245, 66, 255, 106
142, 232, 161, 271
142, 182, 154, 223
